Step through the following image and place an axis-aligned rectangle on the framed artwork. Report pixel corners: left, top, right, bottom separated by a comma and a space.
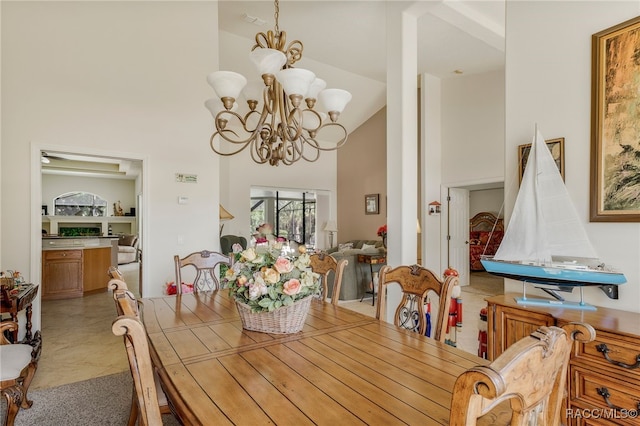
365, 193, 379, 215
591, 16, 640, 222
518, 138, 565, 185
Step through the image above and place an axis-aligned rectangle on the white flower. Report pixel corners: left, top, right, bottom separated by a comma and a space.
294, 253, 311, 269
241, 247, 257, 262
248, 275, 268, 300
300, 271, 320, 288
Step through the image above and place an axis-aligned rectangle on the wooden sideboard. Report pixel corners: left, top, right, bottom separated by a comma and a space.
486, 294, 640, 425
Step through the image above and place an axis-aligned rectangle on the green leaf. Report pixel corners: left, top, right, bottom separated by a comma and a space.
258, 298, 272, 308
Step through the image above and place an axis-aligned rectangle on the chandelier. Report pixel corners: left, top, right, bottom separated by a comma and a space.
205, 0, 352, 166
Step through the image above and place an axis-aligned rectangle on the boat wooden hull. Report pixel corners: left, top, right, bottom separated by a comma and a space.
480, 258, 627, 286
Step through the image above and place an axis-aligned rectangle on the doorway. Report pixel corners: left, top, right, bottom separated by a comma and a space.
31, 146, 146, 327
444, 181, 504, 287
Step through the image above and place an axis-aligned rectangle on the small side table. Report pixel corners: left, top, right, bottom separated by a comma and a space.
357, 254, 386, 306
1, 283, 39, 343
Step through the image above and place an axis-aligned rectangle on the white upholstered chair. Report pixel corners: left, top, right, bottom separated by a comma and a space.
0, 322, 39, 426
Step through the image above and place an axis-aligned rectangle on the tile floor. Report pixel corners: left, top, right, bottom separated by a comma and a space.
30, 265, 502, 390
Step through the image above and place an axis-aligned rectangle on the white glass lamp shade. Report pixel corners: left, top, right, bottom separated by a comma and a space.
305, 78, 326, 99
323, 220, 338, 232
204, 98, 224, 117
318, 88, 352, 113
204, 98, 237, 116
206, 71, 247, 100
276, 68, 316, 97
249, 48, 287, 76
242, 81, 264, 103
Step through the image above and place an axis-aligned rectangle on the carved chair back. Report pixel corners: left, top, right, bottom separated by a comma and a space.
449, 322, 596, 425
112, 309, 163, 426
309, 253, 348, 305
173, 250, 232, 294
376, 264, 458, 342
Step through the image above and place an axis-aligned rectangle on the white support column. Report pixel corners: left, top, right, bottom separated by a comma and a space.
386, 4, 419, 323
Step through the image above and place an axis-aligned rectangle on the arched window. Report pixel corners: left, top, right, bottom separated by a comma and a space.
54, 192, 107, 217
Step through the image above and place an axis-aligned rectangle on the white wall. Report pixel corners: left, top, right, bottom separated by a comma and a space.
1, 1, 221, 337
470, 188, 503, 217
505, 0, 640, 311
441, 70, 505, 186
427, 70, 505, 274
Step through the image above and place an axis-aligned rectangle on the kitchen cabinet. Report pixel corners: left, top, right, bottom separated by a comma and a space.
42, 249, 83, 299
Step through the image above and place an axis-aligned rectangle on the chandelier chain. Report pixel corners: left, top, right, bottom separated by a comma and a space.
274, 0, 280, 34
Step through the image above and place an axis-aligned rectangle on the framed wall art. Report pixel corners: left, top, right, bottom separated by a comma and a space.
591, 16, 640, 222
365, 193, 379, 215
518, 137, 565, 185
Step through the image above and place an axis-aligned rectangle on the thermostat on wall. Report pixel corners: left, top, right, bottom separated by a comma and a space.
176, 173, 197, 183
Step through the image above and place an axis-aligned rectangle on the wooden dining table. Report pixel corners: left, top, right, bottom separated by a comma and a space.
140, 291, 488, 425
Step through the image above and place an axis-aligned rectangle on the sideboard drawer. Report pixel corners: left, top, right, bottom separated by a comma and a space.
43, 249, 82, 261
571, 365, 640, 423
575, 330, 640, 382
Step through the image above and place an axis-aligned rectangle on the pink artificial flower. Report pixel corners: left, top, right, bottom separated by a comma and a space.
274, 257, 294, 274
283, 279, 302, 296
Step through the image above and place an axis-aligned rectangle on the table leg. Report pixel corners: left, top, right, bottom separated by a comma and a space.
25, 305, 33, 341
369, 264, 375, 306
10, 313, 18, 343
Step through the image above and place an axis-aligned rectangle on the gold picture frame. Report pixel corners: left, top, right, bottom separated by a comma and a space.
590, 16, 640, 222
518, 138, 565, 185
365, 193, 379, 215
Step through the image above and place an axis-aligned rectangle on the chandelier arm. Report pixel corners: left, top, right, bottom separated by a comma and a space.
284, 108, 304, 141
285, 40, 303, 66
311, 123, 349, 151
210, 130, 252, 157
280, 139, 305, 165
214, 111, 263, 146
301, 109, 322, 134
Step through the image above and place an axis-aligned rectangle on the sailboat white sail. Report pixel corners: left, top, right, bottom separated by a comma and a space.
481, 129, 626, 288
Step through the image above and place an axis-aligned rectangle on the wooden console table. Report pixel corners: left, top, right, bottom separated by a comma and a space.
0, 283, 39, 342
357, 253, 386, 306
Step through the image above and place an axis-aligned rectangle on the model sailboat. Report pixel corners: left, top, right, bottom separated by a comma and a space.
481, 128, 626, 310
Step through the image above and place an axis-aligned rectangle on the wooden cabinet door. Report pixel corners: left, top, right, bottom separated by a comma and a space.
489, 303, 554, 360
82, 247, 111, 294
42, 250, 83, 299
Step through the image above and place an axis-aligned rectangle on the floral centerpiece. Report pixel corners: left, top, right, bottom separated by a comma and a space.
223, 244, 320, 333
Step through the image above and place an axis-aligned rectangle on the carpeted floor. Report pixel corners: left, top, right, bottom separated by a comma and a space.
0, 371, 180, 425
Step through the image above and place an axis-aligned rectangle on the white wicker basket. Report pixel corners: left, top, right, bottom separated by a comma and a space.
235, 295, 312, 334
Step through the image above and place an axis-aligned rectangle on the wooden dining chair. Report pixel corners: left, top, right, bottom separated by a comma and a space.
112, 289, 177, 426
449, 322, 596, 426
309, 252, 348, 305
107, 265, 124, 281
376, 264, 458, 342
173, 250, 232, 294
0, 322, 39, 426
